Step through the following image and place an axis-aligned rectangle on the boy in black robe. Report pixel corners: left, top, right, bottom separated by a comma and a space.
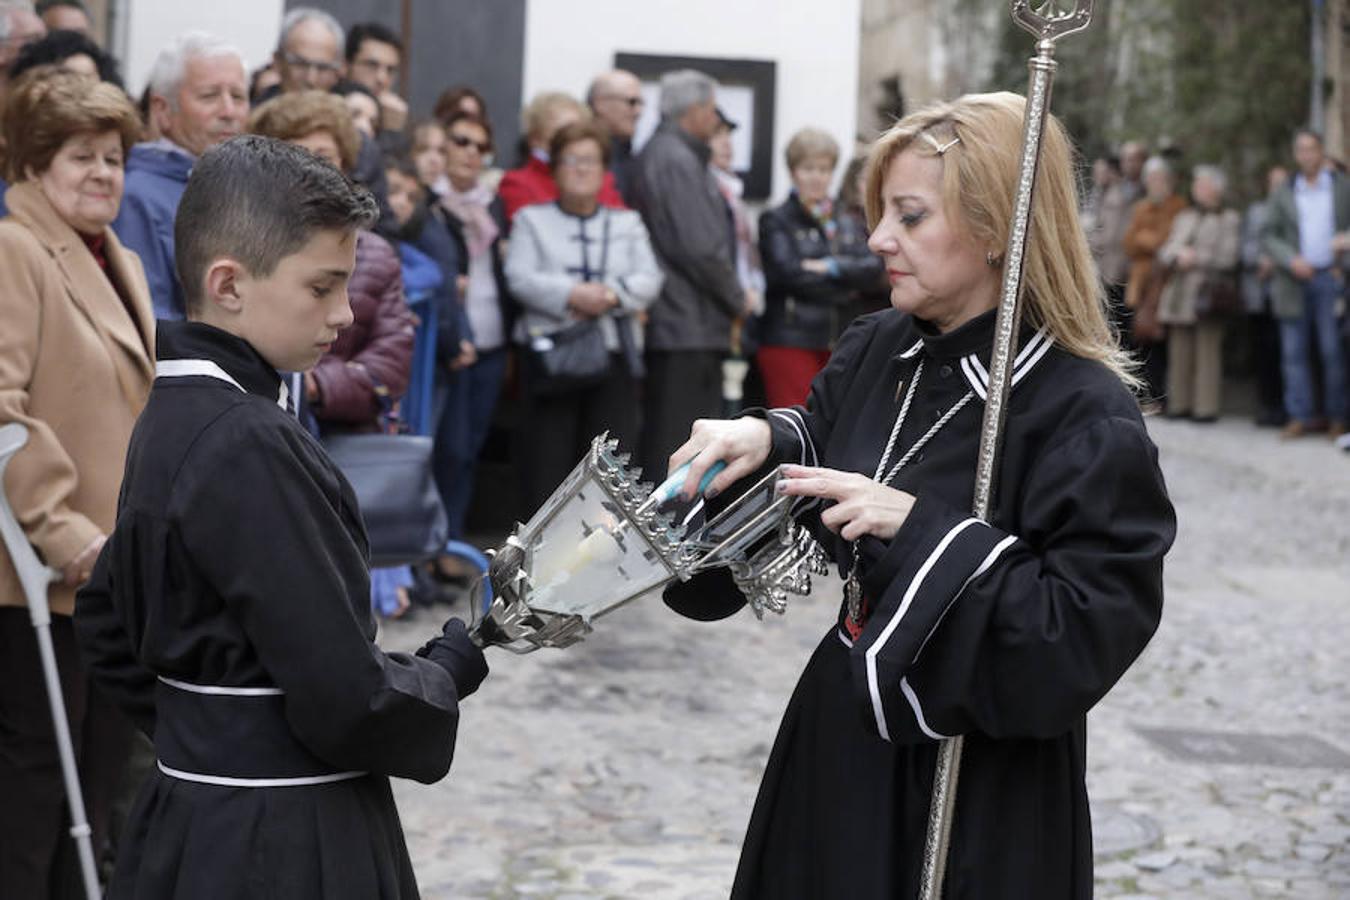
74, 135, 487, 899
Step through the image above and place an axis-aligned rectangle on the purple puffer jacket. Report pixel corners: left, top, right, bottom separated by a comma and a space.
310, 230, 415, 431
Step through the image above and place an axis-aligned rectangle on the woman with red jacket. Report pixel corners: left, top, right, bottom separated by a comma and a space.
498, 91, 625, 228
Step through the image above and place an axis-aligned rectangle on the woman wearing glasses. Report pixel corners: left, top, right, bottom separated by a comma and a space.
429, 112, 514, 563
505, 120, 663, 512
497, 91, 626, 228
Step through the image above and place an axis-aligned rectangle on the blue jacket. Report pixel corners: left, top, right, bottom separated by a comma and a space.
409, 207, 473, 364
112, 143, 194, 320
0, 176, 8, 218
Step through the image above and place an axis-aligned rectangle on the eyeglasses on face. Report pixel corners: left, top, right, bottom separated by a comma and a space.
448, 132, 492, 155
600, 94, 644, 109
282, 52, 341, 76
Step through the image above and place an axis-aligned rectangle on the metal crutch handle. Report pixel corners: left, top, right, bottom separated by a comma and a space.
0, 423, 102, 900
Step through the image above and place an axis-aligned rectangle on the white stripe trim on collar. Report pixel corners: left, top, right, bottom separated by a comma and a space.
898, 338, 924, 359
156, 358, 290, 409
155, 359, 245, 392
958, 328, 1053, 399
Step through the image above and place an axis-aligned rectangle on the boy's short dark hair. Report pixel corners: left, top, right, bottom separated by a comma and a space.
175, 135, 378, 316
345, 22, 402, 63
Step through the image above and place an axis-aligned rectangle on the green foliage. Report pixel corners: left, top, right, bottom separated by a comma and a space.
984, 0, 1310, 203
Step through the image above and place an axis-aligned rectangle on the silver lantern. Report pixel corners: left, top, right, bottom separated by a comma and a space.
469, 434, 829, 653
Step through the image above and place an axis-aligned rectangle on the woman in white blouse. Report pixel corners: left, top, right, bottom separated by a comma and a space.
505, 119, 664, 513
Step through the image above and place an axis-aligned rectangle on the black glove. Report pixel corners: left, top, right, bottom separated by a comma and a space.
416, 618, 489, 699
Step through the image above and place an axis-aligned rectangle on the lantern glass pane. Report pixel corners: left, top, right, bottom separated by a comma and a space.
522, 475, 678, 620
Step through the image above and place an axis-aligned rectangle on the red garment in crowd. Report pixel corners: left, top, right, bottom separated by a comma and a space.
757, 346, 832, 409
497, 155, 626, 225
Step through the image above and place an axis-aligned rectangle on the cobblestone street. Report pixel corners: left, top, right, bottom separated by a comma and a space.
381, 416, 1350, 899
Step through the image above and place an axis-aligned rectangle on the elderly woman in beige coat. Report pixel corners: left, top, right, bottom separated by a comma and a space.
1157, 166, 1241, 421
0, 69, 152, 896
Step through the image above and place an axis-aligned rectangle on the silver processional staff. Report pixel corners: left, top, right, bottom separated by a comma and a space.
918, 2, 1097, 897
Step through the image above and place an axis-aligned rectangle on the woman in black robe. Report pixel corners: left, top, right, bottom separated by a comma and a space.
664, 92, 1176, 898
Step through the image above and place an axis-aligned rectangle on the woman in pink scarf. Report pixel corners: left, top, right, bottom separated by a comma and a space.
428, 111, 512, 574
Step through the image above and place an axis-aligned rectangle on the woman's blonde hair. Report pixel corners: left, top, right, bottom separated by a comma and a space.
521, 91, 587, 142
864, 91, 1138, 389
785, 127, 839, 171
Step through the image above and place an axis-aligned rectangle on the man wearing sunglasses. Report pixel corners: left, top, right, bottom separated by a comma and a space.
587, 68, 644, 203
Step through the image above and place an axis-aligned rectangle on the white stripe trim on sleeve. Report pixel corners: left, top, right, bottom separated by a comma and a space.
901, 676, 951, 740
158, 676, 284, 697
770, 407, 818, 467
768, 409, 809, 466
912, 534, 1019, 665
864, 517, 983, 742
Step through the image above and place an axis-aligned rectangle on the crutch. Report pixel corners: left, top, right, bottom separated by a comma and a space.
0, 423, 102, 900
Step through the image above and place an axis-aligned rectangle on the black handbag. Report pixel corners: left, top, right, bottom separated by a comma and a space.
1194, 271, 1242, 318
524, 319, 612, 395
523, 210, 618, 395
322, 375, 448, 567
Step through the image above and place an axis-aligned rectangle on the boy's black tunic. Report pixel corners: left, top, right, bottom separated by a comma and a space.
75, 321, 484, 899
666, 308, 1175, 899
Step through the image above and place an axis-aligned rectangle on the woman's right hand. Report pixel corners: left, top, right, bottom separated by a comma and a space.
668, 417, 772, 501
62, 534, 106, 587
567, 283, 617, 318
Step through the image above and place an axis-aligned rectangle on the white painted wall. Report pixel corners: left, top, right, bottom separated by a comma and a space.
522, 0, 862, 203
118, 0, 284, 98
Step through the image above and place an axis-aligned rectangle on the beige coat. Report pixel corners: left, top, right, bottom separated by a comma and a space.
1122, 193, 1189, 312
1156, 206, 1242, 326
0, 181, 155, 616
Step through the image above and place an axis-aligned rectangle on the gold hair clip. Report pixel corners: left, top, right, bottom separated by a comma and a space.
921, 133, 961, 156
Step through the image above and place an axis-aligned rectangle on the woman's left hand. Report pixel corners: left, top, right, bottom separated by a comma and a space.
776, 465, 916, 541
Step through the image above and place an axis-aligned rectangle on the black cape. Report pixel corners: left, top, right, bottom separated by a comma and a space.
666, 309, 1175, 898
75, 321, 479, 899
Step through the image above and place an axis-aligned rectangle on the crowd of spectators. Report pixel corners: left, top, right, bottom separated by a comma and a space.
1084, 130, 1350, 446
0, 0, 1347, 892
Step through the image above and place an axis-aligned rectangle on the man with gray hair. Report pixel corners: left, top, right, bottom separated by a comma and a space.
631, 68, 745, 476
258, 7, 396, 237
0, 1, 43, 74
272, 6, 344, 95
112, 32, 247, 320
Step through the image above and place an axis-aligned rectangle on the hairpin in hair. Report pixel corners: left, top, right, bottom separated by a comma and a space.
921, 133, 962, 156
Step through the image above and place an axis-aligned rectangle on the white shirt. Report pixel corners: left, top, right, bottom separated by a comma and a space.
1294, 168, 1335, 268
464, 248, 504, 351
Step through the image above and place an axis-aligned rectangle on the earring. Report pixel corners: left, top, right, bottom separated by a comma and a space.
986, 251, 1004, 268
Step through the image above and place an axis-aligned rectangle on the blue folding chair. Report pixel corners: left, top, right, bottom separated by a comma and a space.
398, 246, 493, 613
